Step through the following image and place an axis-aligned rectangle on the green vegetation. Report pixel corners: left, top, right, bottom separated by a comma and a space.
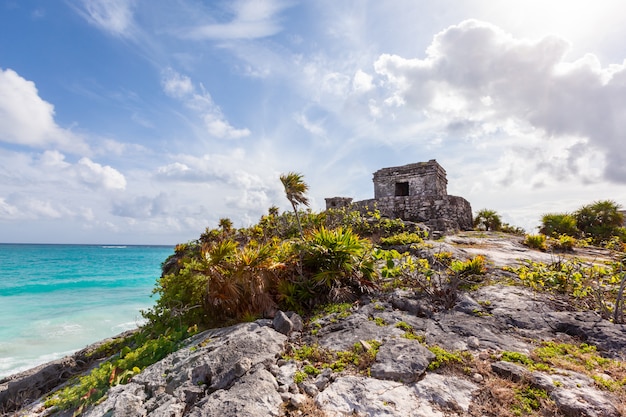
539, 200, 626, 246
523, 234, 547, 251
427, 346, 466, 370
500, 342, 626, 395
379, 231, 425, 246
45, 327, 194, 411
450, 255, 487, 278
285, 340, 381, 376
505, 258, 626, 322
280, 172, 310, 237
512, 387, 550, 415
540, 213, 579, 238
474, 209, 503, 231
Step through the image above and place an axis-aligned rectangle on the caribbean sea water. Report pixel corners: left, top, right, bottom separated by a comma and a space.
0, 244, 174, 378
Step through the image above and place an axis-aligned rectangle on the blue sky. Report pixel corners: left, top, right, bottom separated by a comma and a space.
1, 0, 626, 244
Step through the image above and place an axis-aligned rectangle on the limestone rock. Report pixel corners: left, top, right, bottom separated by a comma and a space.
370, 338, 435, 382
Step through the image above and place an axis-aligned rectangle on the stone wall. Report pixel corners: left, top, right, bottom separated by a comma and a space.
325, 160, 473, 233
373, 160, 447, 199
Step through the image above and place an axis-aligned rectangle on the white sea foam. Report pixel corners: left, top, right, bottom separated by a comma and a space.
0, 349, 77, 379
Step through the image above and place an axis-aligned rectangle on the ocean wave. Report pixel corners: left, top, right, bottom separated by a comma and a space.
0, 349, 77, 379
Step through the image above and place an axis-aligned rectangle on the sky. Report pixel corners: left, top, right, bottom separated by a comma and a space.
1, 0, 626, 245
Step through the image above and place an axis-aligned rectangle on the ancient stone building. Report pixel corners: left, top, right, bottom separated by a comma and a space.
325, 160, 473, 233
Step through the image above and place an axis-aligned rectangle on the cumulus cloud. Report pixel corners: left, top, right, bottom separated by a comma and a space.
371, 19, 626, 183
183, 0, 288, 40
76, 157, 126, 190
72, 0, 137, 38
0, 68, 89, 154
161, 68, 251, 139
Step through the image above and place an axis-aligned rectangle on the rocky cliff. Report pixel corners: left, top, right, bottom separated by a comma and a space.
4, 233, 626, 417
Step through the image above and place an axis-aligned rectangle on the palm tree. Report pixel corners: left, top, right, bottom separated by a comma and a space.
280, 172, 310, 237
473, 209, 502, 231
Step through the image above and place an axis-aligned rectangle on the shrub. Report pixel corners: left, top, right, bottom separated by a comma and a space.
523, 234, 547, 251
501, 223, 525, 235
540, 213, 578, 238
379, 231, 424, 246
549, 234, 577, 252
575, 200, 624, 244
473, 209, 502, 231
450, 255, 487, 277
298, 227, 379, 301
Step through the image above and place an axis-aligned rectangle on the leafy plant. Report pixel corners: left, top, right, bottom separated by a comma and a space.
298, 227, 379, 301
46, 328, 191, 411
505, 258, 626, 321
523, 234, 547, 251
575, 200, 624, 244
540, 213, 579, 238
549, 234, 577, 252
450, 255, 487, 278
512, 387, 549, 415
379, 232, 424, 246
474, 209, 503, 231
427, 346, 465, 370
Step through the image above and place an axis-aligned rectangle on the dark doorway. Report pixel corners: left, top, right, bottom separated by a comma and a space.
395, 182, 409, 196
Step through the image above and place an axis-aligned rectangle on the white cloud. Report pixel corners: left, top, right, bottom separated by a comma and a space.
352, 70, 373, 93
0, 68, 89, 154
161, 68, 251, 139
77, 157, 127, 190
371, 19, 626, 183
112, 193, 169, 218
183, 0, 288, 40
73, 0, 137, 38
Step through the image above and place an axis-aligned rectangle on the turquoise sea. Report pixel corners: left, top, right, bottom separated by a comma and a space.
0, 244, 174, 379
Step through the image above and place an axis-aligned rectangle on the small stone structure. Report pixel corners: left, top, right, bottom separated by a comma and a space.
326, 160, 473, 233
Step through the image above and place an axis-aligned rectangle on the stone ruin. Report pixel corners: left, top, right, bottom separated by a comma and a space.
325, 160, 473, 233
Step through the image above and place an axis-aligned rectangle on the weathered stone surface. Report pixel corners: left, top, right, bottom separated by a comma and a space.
81, 322, 287, 417
273, 311, 294, 336
315, 376, 423, 417
188, 368, 282, 417
370, 338, 435, 382
313, 312, 401, 351
531, 370, 621, 417
413, 373, 478, 414
491, 360, 529, 382
316, 374, 476, 417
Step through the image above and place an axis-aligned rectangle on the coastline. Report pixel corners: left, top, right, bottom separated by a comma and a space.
0, 329, 138, 414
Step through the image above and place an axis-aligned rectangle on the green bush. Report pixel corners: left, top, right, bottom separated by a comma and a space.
549, 234, 577, 252
575, 200, 624, 244
298, 227, 378, 299
523, 234, 547, 251
450, 255, 487, 277
379, 231, 424, 246
473, 209, 502, 231
540, 213, 578, 238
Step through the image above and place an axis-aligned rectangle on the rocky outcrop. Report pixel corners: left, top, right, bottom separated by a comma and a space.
5, 235, 626, 416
